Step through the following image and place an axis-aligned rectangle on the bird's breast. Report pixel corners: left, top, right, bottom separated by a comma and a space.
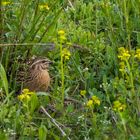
25, 70, 50, 92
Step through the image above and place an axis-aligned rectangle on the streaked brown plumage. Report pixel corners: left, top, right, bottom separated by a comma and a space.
23, 58, 52, 92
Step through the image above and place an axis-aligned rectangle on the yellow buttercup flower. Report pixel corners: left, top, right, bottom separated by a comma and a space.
113, 100, 126, 111
135, 49, 140, 60
2, 1, 11, 5
18, 88, 35, 101
44, 4, 49, 10
58, 30, 67, 42
22, 88, 29, 94
119, 61, 125, 73
26, 95, 30, 100
58, 30, 65, 35
18, 94, 25, 101
80, 90, 86, 96
27, 91, 34, 95
118, 47, 131, 61
59, 35, 67, 41
86, 99, 93, 107
62, 48, 71, 60
91, 95, 101, 106
39, 3, 49, 10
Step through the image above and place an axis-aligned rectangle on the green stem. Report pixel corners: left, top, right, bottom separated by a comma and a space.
126, 60, 134, 94
60, 44, 64, 109
119, 112, 127, 134
123, 0, 131, 49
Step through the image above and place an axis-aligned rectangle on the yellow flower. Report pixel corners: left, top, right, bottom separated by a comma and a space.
118, 47, 131, 61
18, 94, 25, 101
118, 47, 125, 52
119, 61, 125, 73
22, 88, 29, 94
26, 95, 30, 100
59, 35, 67, 41
18, 94, 30, 101
86, 99, 93, 107
58, 30, 67, 43
2, 1, 11, 5
113, 100, 126, 111
58, 30, 65, 35
18, 88, 35, 101
80, 90, 86, 96
27, 91, 34, 95
62, 48, 71, 60
91, 95, 101, 106
39, 3, 49, 10
135, 49, 140, 60
44, 4, 49, 10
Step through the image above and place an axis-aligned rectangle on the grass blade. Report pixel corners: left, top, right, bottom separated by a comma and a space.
0, 63, 9, 96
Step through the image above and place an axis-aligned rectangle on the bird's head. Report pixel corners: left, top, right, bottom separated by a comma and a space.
30, 57, 52, 71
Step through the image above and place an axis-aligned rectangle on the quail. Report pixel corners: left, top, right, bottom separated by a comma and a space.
21, 57, 52, 92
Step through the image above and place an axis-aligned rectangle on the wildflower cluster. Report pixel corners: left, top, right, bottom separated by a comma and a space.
2, 1, 11, 6
119, 61, 125, 73
118, 47, 131, 73
58, 30, 67, 43
118, 47, 140, 74
62, 48, 71, 60
118, 47, 131, 61
18, 89, 35, 101
113, 100, 126, 112
58, 30, 71, 60
135, 49, 140, 60
80, 90, 86, 96
39, 3, 49, 11
86, 95, 101, 107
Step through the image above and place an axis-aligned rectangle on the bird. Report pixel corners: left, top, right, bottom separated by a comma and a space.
19, 57, 52, 92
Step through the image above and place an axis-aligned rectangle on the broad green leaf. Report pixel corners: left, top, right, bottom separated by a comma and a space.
39, 125, 47, 140
30, 94, 39, 114
0, 63, 9, 96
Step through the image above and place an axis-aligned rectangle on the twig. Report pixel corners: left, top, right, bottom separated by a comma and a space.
0, 43, 54, 47
68, 0, 75, 10
0, 42, 91, 52
40, 106, 71, 140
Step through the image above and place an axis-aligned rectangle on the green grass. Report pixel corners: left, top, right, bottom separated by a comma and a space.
0, 0, 140, 139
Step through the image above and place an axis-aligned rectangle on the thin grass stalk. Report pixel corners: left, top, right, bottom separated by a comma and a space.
16, 0, 30, 41
24, 1, 59, 42
95, 2, 98, 36
125, 60, 134, 94
22, 0, 43, 42
0, 63, 9, 97
0, 0, 3, 58
30, 0, 59, 42
60, 43, 65, 109
71, 55, 85, 83
38, 7, 64, 42
30, 13, 49, 41
123, 0, 131, 49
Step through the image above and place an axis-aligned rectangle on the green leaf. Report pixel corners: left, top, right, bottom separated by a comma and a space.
0, 63, 9, 96
0, 132, 8, 140
30, 94, 39, 114
38, 125, 47, 140
137, 32, 140, 46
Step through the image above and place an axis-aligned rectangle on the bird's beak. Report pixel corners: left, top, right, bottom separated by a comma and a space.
48, 61, 53, 64
44, 59, 53, 64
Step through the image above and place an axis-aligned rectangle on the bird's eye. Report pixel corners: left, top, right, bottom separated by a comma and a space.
42, 60, 47, 63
